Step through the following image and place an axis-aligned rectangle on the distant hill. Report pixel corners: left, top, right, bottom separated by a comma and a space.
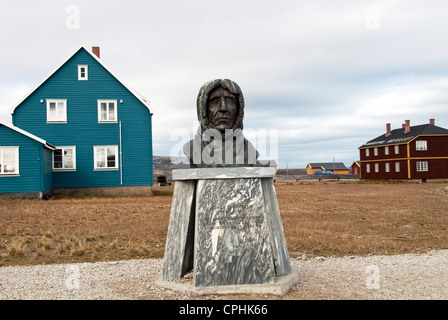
153, 156, 310, 180
153, 156, 190, 179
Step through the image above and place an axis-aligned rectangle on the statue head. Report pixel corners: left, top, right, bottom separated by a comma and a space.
196, 79, 245, 133
184, 79, 259, 167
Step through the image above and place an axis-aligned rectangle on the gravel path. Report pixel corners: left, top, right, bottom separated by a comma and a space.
0, 250, 447, 300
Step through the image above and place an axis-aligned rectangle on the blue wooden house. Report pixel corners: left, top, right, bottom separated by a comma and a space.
0, 122, 55, 198
2, 46, 153, 198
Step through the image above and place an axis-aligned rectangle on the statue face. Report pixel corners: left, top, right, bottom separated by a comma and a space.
207, 87, 239, 132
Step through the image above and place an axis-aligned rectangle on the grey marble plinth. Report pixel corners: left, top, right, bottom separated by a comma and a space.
194, 177, 275, 286
161, 167, 292, 289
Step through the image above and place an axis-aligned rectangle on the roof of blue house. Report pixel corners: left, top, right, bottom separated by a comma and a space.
9, 45, 151, 115
0, 122, 55, 150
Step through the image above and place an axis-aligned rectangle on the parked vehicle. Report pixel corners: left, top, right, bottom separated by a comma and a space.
314, 170, 334, 175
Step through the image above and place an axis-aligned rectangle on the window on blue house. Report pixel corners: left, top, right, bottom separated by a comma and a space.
53, 146, 76, 171
47, 99, 67, 122
78, 65, 88, 80
98, 100, 117, 122
0, 147, 19, 175
94, 146, 118, 170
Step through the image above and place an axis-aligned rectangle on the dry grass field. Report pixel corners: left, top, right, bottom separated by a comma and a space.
1, 180, 448, 267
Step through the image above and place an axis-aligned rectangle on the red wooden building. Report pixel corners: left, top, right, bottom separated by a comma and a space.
359, 119, 448, 180
350, 161, 360, 175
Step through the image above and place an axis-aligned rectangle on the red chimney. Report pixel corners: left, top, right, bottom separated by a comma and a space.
404, 120, 411, 134
385, 123, 391, 137
92, 46, 100, 59
429, 118, 435, 126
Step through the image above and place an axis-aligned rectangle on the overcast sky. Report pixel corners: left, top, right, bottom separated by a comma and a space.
1, 0, 448, 169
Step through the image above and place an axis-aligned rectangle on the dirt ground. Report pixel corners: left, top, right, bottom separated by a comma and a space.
1, 180, 448, 268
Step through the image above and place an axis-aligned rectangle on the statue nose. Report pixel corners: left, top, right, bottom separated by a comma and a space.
219, 98, 227, 111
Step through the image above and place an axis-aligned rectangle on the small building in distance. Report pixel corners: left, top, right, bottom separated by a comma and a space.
358, 119, 448, 180
351, 161, 361, 175
306, 162, 349, 175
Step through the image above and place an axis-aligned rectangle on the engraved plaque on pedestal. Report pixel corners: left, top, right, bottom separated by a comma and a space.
193, 178, 275, 287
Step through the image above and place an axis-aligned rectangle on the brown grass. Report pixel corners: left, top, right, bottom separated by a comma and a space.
1, 181, 448, 267
277, 180, 448, 257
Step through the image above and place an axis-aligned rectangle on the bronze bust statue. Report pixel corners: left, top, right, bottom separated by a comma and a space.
183, 79, 259, 167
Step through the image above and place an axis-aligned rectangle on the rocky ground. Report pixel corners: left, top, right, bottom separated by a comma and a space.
1, 249, 447, 300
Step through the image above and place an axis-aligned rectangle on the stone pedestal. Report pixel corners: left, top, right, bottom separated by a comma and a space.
160, 167, 293, 290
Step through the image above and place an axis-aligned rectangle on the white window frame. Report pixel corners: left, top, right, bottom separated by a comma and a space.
366, 163, 370, 173
385, 162, 390, 173
374, 147, 378, 156
53, 146, 76, 171
384, 146, 389, 155
416, 140, 427, 151
365, 149, 370, 157
78, 65, 88, 80
375, 163, 379, 173
97, 100, 117, 123
94, 145, 119, 170
46, 99, 67, 123
395, 162, 400, 173
416, 161, 428, 172
394, 145, 400, 154
0, 147, 19, 175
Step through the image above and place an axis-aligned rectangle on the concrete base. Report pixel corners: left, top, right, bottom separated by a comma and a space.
156, 272, 300, 297
0, 190, 53, 200
53, 185, 153, 197
161, 167, 292, 288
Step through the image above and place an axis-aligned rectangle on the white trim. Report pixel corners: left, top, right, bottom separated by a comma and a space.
53, 146, 76, 171
46, 99, 67, 123
97, 100, 117, 122
0, 122, 55, 150
78, 65, 88, 80
93, 145, 119, 170
416, 140, 427, 151
119, 121, 123, 185
9, 46, 151, 115
416, 161, 428, 172
0, 147, 19, 175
